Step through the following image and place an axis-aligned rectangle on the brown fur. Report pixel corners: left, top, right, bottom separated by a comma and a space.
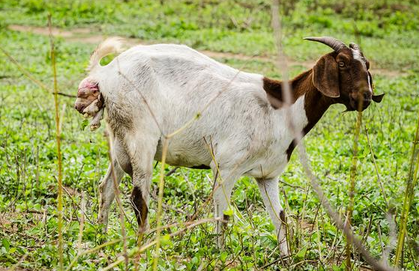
265, 70, 334, 160
131, 186, 148, 231
263, 47, 384, 160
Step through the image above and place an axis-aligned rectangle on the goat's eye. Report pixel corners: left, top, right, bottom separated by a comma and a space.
338, 61, 345, 67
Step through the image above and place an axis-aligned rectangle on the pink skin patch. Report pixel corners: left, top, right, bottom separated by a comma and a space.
74, 78, 102, 115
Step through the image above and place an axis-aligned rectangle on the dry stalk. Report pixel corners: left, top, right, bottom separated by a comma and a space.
102, 218, 220, 271
382, 212, 397, 267
365, 126, 389, 207
346, 94, 364, 270
113, 46, 251, 269
0, 48, 51, 92
106, 130, 129, 270
271, 0, 296, 258
117, 72, 165, 135
65, 239, 122, 271
10, 253, 29, 271
395, 111, 419, 266
270, 1, 395, 270
77, 192, 86, 254
152, 137, 169, 271
48, 15, 64, 271
117, 52, 243, 139
187, 137, 263, 225
62, 186, 94, 225
0, 47, 76, 98
167, 71, 241, 138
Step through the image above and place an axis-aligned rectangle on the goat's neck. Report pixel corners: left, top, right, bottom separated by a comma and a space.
264, 70, 334, 158
264, 69, 333, 135
294, 70, 334, 135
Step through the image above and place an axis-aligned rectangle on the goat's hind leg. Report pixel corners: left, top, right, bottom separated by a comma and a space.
98, 137, 129, 230
131, 178, 149, 233
125, 136, 159, 233
97, 159, 125, 231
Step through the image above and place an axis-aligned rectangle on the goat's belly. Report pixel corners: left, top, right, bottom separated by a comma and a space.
154, 139, 212, 169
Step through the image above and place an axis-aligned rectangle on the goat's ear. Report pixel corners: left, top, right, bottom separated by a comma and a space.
312, 55, 340, 98
372, 93, 385, 103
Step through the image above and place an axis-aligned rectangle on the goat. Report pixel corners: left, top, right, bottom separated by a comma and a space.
74, 36, 384, 255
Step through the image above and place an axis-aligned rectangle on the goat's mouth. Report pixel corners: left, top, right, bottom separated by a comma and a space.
347, 95, 371, 111
345, 101, 371, 112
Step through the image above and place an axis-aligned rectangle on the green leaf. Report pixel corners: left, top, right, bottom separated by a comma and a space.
220, 251, 228, 262
2, 239, 10, 252
223, 208, 233, 216
295, 246, 307, 259
161, 234, 172, 246
81, 119, 89, 131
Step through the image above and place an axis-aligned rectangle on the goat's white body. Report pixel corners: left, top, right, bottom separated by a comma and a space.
91, 44, 308, 179
93, 44, 308, 255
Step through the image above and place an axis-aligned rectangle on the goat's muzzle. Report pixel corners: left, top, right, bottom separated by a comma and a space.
347, 90, 372, 111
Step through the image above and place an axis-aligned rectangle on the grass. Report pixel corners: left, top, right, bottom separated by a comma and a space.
1, 0, 419, 270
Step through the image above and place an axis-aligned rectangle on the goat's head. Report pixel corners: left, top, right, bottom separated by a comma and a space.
305, 36, 384, 111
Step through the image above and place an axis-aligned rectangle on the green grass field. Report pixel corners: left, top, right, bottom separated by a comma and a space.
1, 0, 419, 270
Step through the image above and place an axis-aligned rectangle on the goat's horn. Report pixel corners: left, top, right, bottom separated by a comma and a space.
349, 42, 360, 50
304, 36, 347, 52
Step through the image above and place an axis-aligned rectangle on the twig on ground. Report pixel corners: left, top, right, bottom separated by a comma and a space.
48, 15, 64, 271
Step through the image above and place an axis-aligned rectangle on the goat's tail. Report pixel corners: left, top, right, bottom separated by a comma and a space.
87, 37, 125, 72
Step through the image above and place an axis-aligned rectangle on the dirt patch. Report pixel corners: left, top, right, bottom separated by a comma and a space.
8, 24, 404, 78
0, 211, 45, 231
7, 24, 313, 68
299, 219, 315, 232
0, 267, 30, 271
9, 24, 90, 38
0, 212, 18, 226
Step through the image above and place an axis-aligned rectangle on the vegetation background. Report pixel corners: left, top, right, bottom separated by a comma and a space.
0, 0, 419, 270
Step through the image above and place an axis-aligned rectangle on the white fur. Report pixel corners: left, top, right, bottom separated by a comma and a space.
93, 42, 308, 255
367, 73, 373, 94
351, 48, 362, 61
88, 37, 125, 72
352, 49, 372, 94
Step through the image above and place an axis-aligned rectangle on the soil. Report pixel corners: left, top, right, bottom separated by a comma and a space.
8, 24, 404, 78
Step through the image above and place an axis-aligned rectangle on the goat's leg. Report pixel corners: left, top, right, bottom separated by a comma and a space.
130, 171, 152, 233
125, 137, 158, 233
212, 170, 239, 248
98, 137, 129, 229
97, 159, 125, 230
256, 178, 289, 256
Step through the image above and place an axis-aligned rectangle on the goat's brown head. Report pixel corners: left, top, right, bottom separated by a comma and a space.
305, 36, 384, 111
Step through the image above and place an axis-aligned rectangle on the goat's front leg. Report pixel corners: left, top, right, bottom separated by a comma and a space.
256, 178, 289, 256
213, 170, 239, 248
